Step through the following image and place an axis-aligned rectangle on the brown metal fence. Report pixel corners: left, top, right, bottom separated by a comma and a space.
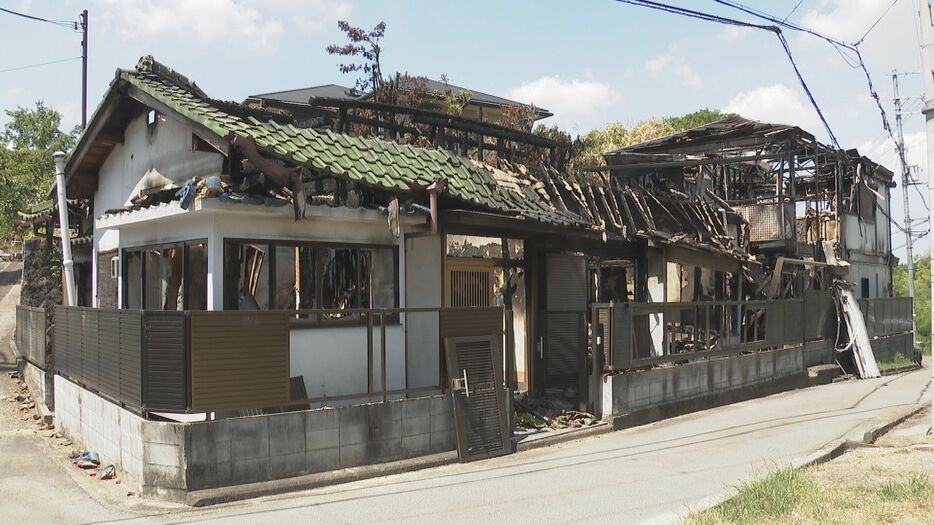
593, 292, 837, 371
54, 307, 148, 411
857, 297, 914, 338
50, 305, 506, 417
15, 305, 46, 368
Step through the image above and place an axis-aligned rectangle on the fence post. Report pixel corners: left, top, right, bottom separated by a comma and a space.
590, 305, 601, 417
380, 311, 387, 403
366, 312, 373, 401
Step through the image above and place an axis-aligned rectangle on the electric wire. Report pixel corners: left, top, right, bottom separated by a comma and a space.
0, 56, 80, 74
782, 0, 806, 23
0, 6, 78, 30
710, 0, 930, 221
854, 0, 901, 46
614, 0, 841, 148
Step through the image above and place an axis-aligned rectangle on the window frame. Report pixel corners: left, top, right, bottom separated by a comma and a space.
120, 238, 208, 311
223, 238, 400, 326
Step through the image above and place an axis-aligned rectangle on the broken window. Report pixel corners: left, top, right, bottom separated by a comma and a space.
123, 240, 208, 310
598, 260, 636, 303
186, 242, 208, 310
446, 235, 523, 260
225, 242, 270, 310
124, 251, 143, 309
224, 240, 398, 319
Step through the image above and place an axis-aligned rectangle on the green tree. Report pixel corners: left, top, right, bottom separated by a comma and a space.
663, 108, 728, 131
2, 101, 78, 151
0, 101, 79, 238
893, 255, 931, 354
569, 109, 730, 167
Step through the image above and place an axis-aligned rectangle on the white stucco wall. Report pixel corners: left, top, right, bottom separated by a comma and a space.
290, 324, 406, 405
840, 184, 892, 298
404, 234, 442, 389
92, 112, 223, 306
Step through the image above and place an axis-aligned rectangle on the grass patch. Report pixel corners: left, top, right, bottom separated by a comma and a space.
877, 353, 917, 371
878, 474, 934, 501
688, 452, 934, 524
687, 466, 815, 524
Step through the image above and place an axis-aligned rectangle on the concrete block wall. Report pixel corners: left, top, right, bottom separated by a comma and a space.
603, 342, 824, 418
20, 359, 54, 412
55, 376, 187, 498
186, 395, 456, 490
56, 375, 456, 498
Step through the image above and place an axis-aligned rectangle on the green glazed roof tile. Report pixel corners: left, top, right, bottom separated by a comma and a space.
120, 58, 590, 228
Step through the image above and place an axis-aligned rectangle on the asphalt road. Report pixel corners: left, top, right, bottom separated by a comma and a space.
148, 363, 929, 525
0, 267, 929, 524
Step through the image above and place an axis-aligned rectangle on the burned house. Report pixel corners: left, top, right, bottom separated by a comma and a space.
14, 56, 913, 498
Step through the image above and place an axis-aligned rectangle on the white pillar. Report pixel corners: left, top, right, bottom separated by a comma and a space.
53, 151, 76, 306
646, 247, 666, 357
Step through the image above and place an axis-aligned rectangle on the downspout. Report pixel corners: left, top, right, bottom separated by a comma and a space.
427, 179, 447, 235
53, 151, 76, 306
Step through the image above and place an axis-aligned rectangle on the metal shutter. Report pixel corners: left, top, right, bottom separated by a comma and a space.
445, 335, 512, 462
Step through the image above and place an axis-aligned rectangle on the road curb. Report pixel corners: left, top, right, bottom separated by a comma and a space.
792, 404, 927, 471
514, 422, 612, 453
186, 451, 458, 507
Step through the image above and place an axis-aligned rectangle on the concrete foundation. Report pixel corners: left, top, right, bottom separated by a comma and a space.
602, 340, 834, 423
54, 375, 456, 500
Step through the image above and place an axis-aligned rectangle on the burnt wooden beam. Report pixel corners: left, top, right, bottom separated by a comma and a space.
307, 95, 556, 145
587, 153, 787, 172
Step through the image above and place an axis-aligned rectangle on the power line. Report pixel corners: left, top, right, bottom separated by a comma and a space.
709, 0, 913, 202
614, 0, 841, 148
782, 0, 806, 23
0, 6, 79, 30
0, 56, 80, 74
854, 0, 901, 46
776, 32, 840, 148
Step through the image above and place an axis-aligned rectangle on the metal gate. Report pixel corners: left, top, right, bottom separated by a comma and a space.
445, 335, 512, 462
543, 254, 587, 402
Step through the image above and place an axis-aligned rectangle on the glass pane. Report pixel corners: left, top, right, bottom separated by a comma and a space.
446, 235, 523, 260
144, 249, 161, 310
186, 243, 207, 310
124, 251, 143, 309
363, 248, 395, 308
298, 246, 315, 309
162, 245, 184, 311
319, 247, 358, 318
226, 243, 269, 310
275, 246, 298, 310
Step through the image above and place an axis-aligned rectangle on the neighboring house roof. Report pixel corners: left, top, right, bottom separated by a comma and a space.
248, 84, 356, 104
247, 78, 553, 119
66, 56, 582, 227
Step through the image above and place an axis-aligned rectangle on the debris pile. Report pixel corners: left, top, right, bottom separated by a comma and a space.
546, 410, 596, 429
514, 395, 598, 431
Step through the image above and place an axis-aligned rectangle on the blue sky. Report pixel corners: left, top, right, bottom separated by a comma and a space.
0, 0, 928, 257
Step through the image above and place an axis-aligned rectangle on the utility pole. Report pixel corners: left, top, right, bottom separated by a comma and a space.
80, 9, 88, 128
892, 70, 918, 345
918, 0, 934, 433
